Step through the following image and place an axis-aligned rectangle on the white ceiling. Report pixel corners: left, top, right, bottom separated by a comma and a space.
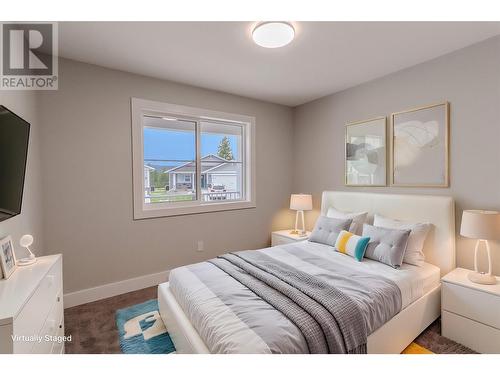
58, 22, 500, 106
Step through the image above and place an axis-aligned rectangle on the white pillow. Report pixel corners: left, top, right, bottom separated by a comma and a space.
373, 214, 432, 267
327, 207, 368, 235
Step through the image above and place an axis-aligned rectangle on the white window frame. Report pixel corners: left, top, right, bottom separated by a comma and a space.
131, 98, 256, 219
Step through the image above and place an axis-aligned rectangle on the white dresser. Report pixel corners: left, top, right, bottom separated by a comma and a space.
0, 254, 64, 354
441, 268, 500, 354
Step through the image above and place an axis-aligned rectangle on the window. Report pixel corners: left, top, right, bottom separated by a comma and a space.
143, 117, 196, 203
132, 98, 255, 219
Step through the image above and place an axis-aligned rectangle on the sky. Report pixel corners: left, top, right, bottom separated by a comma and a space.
144, 128, 239, 166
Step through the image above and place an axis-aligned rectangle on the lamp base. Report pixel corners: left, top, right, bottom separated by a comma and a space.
468, 271, 497, 285
17, 254, 37, 266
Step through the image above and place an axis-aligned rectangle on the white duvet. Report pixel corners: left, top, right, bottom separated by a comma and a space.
168, 241, 440, 353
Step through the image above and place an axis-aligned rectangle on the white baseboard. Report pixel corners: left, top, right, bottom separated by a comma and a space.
63, 270, 170, 308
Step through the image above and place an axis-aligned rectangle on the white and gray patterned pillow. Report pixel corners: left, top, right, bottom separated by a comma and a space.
373, 214, 431, 267
362, 224, 410, 268
309, 216, 352, 247
326, 207, 368, 235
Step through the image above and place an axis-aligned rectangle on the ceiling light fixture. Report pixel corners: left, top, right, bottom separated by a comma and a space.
252, 22, 295, 48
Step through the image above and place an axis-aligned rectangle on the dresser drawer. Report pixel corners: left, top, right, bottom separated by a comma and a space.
442, 310, 500, 353
13, 257, 63, 353
442, 282, 500, 329
51, 323, 65, 354
31, 289, 64, 354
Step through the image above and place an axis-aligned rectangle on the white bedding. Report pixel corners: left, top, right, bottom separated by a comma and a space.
168, 241, 441, 353
295, 242, 441, 308
248, 241, 440, 308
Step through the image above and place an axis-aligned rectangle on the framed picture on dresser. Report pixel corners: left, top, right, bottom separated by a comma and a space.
0, 236, 17, 279
391, 102, 449, 187
345, 116, 387, 186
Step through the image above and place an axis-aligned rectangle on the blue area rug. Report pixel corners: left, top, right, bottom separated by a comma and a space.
116, 299, 176, 354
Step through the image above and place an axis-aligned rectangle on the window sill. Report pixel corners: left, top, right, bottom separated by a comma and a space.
133, 200, 256, 220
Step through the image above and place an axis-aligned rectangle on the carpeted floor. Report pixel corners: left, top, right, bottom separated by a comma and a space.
64, 287, 157, 354
64, 286, 476, 354
413, 319, 476, 354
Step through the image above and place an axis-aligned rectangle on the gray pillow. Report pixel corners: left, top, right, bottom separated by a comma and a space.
309, 216, 352, 247
362, 224, 410, 268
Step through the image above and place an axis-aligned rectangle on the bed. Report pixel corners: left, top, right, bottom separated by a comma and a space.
158, 191, 456, 353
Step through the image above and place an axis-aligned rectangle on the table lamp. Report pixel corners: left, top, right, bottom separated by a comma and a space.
290, 194, 312, 236
460, 210, 500, 285
17, 234, 37, 266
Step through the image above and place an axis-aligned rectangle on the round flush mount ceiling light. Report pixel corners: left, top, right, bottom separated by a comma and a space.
252, 22, 295, 48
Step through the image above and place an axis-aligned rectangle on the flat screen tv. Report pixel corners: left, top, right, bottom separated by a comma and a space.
0, 105, 30, 222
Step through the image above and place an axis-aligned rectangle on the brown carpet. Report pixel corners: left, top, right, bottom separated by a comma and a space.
414, 319, 476, 354
64, 286, 476, 354
64, 287, 157, 354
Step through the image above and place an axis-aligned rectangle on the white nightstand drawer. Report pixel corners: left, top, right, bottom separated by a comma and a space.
271, 235, 291, 246
271, 230, 310, 247
442, 310, 500, 354
442, 282, 500, 329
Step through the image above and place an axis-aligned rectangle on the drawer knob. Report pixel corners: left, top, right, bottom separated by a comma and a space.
59, 324, 62, 329
57, 296, 60, 302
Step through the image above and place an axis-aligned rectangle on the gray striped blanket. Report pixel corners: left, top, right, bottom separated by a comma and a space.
209, 250, 367, 353
169, 242, 403, 353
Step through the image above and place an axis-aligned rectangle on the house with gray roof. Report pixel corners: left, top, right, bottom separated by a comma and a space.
165, 154, 240, 193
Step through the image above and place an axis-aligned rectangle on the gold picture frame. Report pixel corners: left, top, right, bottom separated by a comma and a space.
390, 102, 450, 187
345, 116, 387, 187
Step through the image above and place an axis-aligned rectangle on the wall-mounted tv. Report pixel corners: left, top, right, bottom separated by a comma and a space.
0, 105, 30, 223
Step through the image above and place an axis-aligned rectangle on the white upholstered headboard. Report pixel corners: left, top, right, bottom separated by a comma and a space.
321, 191, 456, 276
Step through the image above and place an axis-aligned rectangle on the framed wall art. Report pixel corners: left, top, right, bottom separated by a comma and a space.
391, 102, 449, 187
345, 117, 386, 186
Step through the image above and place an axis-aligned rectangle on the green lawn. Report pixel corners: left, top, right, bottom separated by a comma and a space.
149, 188, 194, 203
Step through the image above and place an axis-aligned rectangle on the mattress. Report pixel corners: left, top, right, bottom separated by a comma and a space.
168, 241, 440, 354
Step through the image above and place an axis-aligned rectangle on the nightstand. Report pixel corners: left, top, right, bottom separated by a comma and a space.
441, 268, 500, 353
271, 230, 311, 246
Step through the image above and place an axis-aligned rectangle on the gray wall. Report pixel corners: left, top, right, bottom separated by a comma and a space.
0, 91, 44, 261
39, 58, 294, 293
20, 36, 500, 291
293, 36, 500, 275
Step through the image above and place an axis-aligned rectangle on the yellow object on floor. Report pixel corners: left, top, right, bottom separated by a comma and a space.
402, 342, 434, 354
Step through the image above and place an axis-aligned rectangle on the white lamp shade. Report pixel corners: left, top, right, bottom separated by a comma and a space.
290, 194, 312, 211
460, 210, 500, 240
20, 234, 34, 248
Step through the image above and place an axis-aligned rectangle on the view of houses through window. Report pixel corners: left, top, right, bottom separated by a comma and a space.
143, 116, 243, 204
